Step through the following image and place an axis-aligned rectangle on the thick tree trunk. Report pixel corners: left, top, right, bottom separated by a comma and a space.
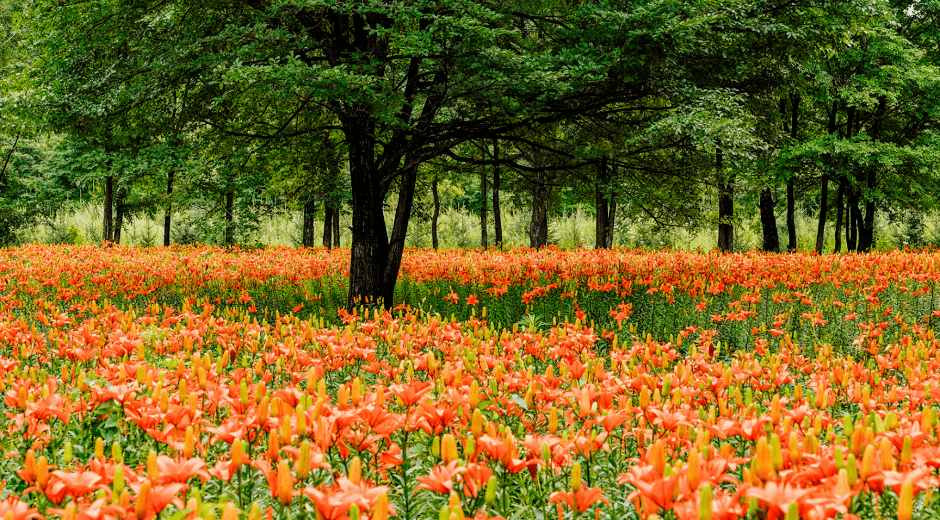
302, 199, 316, 247
758, 188, 779, 252
323, 203, 333, 248
346, 118, 390, 308
834, 179, 844, 253
102, 175, 114, 243
492, 140, 502, 248
224, 190, 235, 246
787, 94, 799, 251
716, 148, 734, 252
480, 166, 488, 248
529, 176, 549, 249
164, 170, 173, 247
431, 175, 440, 250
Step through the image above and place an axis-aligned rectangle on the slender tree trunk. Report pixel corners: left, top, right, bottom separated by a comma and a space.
787, 94, 799, 251
164, 170, 173, 246
323, 202, 334, 248
492, 140, 502, 248
380, 156, 419, 306
302, 199, 316, 247
480, 166, 488, 248
595, 159, 610, 249
858, 98, 885, 252
224, 190, 235, 246
716, 147, 734, 252
332, 205, 340, 248
595, 157, 618, 249
758, 188, 779, 252
848, 190, 860, 251
114, 190, 125, 245
834, 179, 844, 253
815, 176, 829, 254
431, 175, 440, 250
815, 101, 837, 254
102, 174, 114, 243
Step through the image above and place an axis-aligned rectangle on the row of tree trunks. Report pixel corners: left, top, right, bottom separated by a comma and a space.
758, 188, 779, 252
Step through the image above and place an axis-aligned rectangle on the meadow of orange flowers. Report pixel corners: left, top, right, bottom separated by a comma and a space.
2, 244, 940, 520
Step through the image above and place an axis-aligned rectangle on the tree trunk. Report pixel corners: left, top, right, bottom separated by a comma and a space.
814, 176, 829, 254
480, 166, 488, 248
431, 174, 440, 250
758, 188, 779, 252
595, 157, 617, 249
716, 147, 734, 252
787, 94, 799, 251
102, 175, 114, 243
858, 98, 885, 252
529, 175, 549, 249
848, 189, 859, 252
492, 140, 502, 248
332, 205, 340, 248
114, 189, 125, 245
224, 190, 235, 246
833, 178, 844, 253
346, 116, 390, 308
815, 101, 837, 254
302, 199, 316, 247
164, 170, 173, 247
323, 202, 334, 248
380, 156, 419, 306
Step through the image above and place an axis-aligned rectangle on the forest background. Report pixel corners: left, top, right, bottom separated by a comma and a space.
2, 0, 940, 277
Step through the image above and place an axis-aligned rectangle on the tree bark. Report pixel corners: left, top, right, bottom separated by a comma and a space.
224, 190, 235, 246
595, 157, 617, 249
323, 202, 334, 248
431, 174, 440, 250
848, 189, 859, 252
480, 165, 487, 248
716, 147, 734, 252
114, 189, 126, 245
164, 170, 173, 247
857, 98, 885, 252
758, 188, 779, 252
833, 178, 844, 253
787, 94, 799, 251
332, 204, 340, 248
102, 175, 114, 243
492, 140, 502, 248
529, 174, 549, 249
302, 199, 316, 247
815, 101, 837, 254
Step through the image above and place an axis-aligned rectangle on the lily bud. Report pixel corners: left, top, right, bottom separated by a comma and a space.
135, 479, 151, 520
221, 502, 239, 520
897, 480, 913, 520
484, 476, 498, 505
147, 451, 159, 480
571, 462, 582, 492
184, 426, 195, 459
548, 408, 558, 435
441, 434, 459, 464
687, 449, 701, 491
374, 493, 389, 520
276, 459, 293, 505
698, 485, 712, 520
348, 456, 361, 484
296, 440, 311, 480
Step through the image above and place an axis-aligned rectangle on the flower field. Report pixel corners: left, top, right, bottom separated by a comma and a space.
3, 244, 940, 520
